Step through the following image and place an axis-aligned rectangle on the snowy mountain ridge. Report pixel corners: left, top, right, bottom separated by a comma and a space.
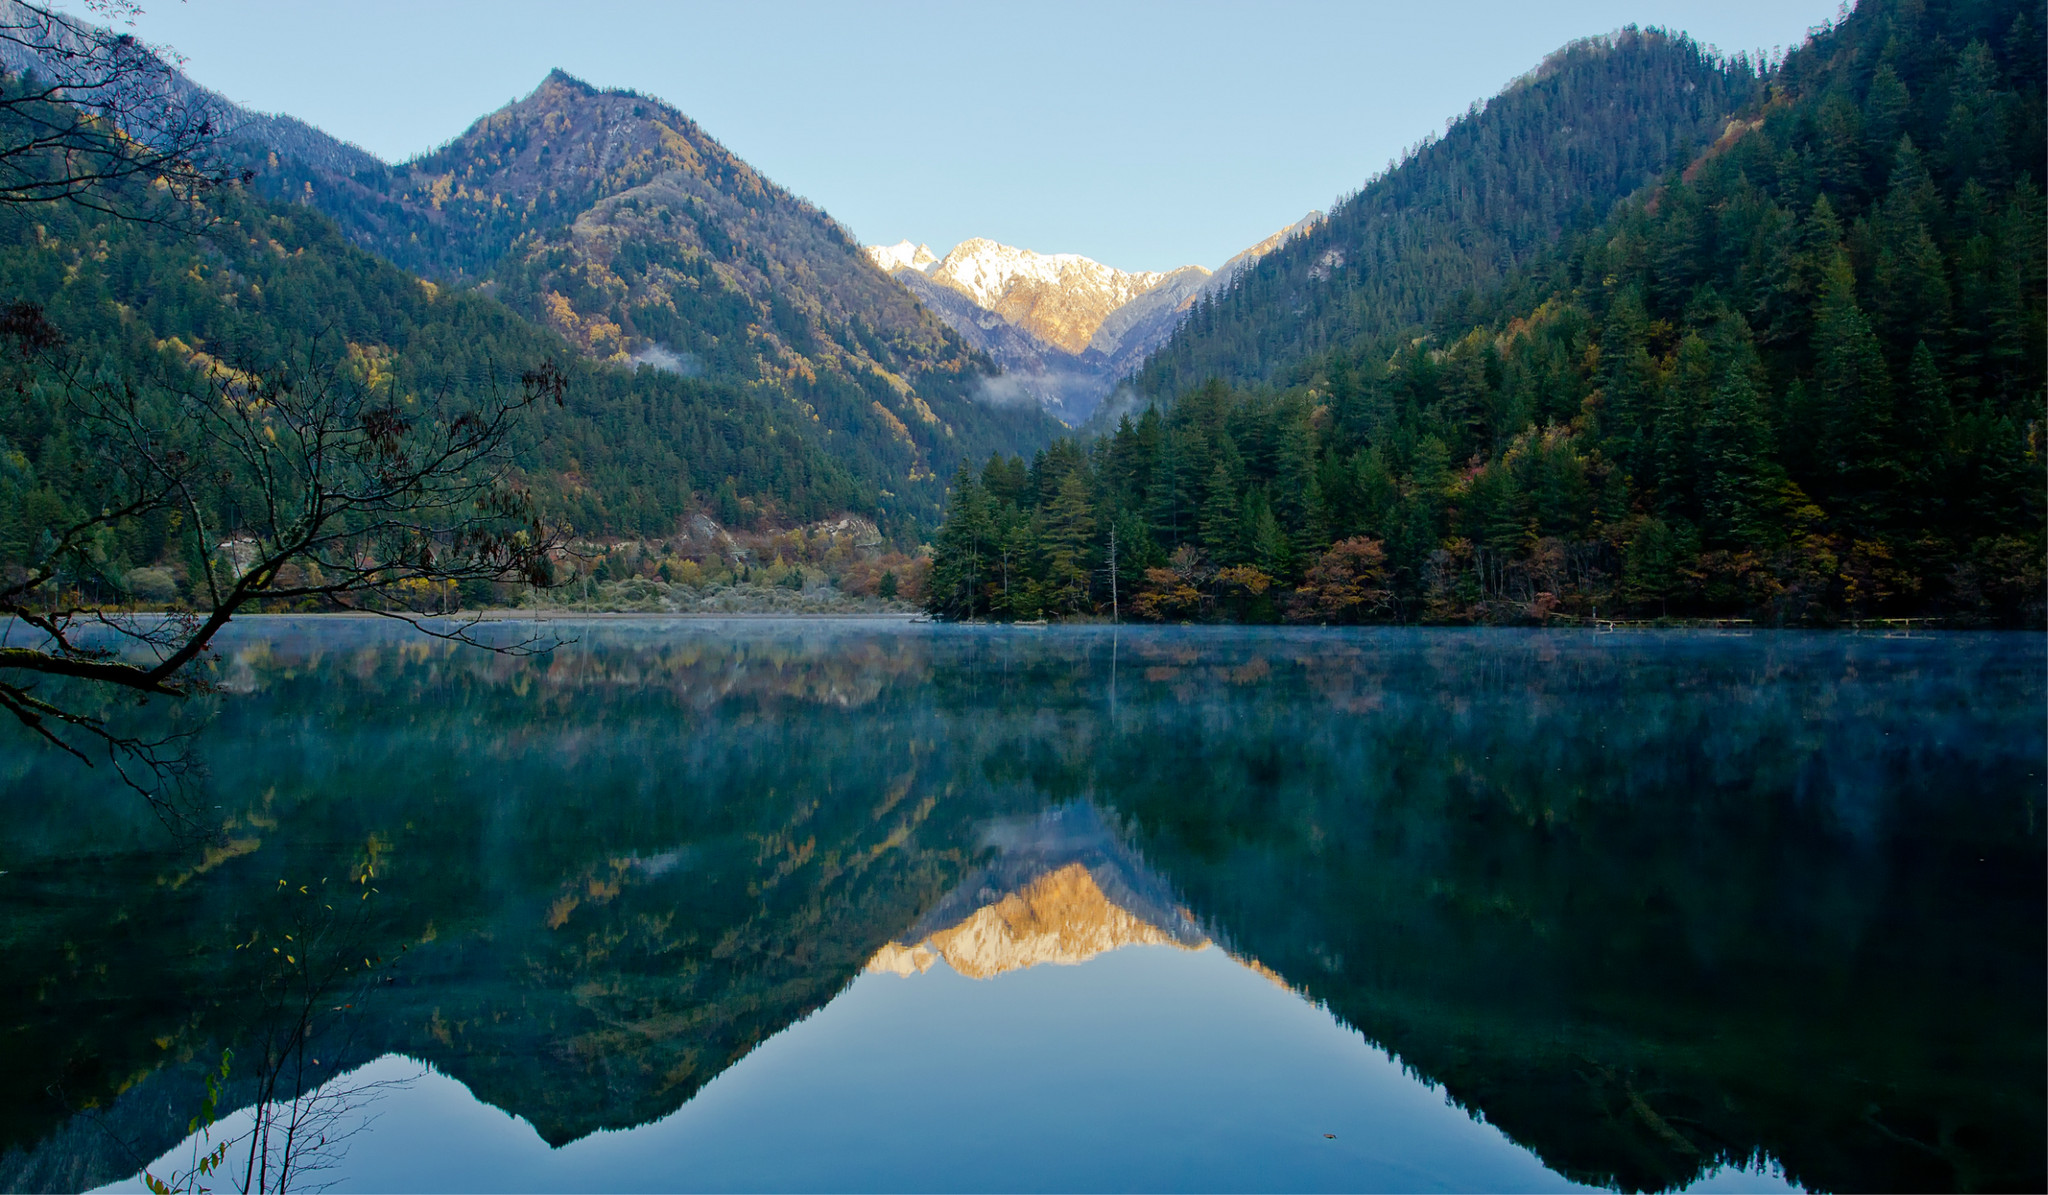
918, 238, 1192, 316
868, 240, 938, 273
863, 216, 1319, 424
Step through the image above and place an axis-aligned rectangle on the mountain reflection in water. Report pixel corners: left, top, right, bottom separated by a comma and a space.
0, 620, 2039, 1193
869, 802, 1210, 979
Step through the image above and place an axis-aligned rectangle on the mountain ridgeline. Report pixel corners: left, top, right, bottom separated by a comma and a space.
240, 71, 1064, 517
865, 217, 1320, 426
0, 30, 1072, 606
928, 0, 2046, 626
0, 185, 875, 567
1134, 27, 1764, 400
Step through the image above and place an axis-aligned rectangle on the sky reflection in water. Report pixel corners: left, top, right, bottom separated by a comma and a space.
105, 944, 1801, 1193
2, 620, 2038, 1193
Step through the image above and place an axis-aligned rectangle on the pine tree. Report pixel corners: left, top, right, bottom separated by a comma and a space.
1810, 249, 1896, 530
1872, 143, 1954, 356
1353, 446, 1399, 538
1653, 332, 1714, 523
1145, 425, 1188, 548
1696, 337, 1779, 549
1863, 63, 1911, 157
1273, 404, 1328, 568
1596, 288, 1656, 480
1250, 493, 1291, 581
926, 467, 992, 618
1897, 340, 1954, 521
1201, 458, 1245, 565
1041, 472, 1097, 613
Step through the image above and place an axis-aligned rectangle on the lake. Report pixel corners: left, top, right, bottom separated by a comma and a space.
0, 619, 2040, 1193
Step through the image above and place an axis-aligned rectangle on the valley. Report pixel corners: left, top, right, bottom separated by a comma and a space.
864, 215, 1317, 424
1, 1, 2036, 632
0, 4, 2041, 1192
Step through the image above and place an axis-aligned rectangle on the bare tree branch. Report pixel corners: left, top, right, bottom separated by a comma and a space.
0, 0, 243, 228
0, 311, 568, 782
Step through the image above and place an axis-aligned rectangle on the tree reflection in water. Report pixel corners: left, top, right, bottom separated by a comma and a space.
0, 619, 2038, 1192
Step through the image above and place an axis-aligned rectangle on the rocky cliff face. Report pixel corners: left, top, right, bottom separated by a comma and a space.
865, 218, 1318, 425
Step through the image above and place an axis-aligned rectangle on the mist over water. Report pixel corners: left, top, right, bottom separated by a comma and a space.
2, 621, 2040, 1192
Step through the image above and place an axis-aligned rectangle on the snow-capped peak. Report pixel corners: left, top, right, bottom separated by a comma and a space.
866, 239, 938, 273
923, 237, 1191, 311
863, 219, 1330, 425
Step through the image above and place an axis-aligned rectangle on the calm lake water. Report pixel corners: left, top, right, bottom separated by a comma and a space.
0, 619, 2040, 1193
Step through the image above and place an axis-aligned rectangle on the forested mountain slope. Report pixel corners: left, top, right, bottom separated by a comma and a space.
1134, 28, 1761, 399
927, 0, 2045, 627
240, 71, 1062, 502
0, 4, 1064, 528
0, 176, 895, 607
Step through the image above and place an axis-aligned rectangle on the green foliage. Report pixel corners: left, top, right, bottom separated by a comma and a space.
141, 1048, 232, 1194
235, 72, 1061, 519
931, 0, 2045, 626
0, 171, 976, 594
1135, 28, 1763, 401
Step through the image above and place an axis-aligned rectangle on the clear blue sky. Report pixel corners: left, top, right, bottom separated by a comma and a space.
105, 0, 1849, 273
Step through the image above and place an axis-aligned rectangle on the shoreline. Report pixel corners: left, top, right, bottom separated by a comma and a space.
15, 609, 2010, 631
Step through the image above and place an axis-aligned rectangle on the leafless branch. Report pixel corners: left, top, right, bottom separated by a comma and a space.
0, 311, 567, 785
0, 0, 243, 228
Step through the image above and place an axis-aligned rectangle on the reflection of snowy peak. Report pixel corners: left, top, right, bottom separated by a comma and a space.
868, 803, 1211, 980
869, 861, 1199, 979
864, 216, 1320, 425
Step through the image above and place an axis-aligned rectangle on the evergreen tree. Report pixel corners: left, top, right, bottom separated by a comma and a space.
1041, 472, 1097, 613
1201, 457, 1246, 565
926, 467, 991, 618
924, 0, 2044, 627
1810, 250, 1896, 529
1696, 341, 1779, 549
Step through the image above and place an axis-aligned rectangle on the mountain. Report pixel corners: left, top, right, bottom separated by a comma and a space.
1134, 28, 1762, 401
866, 863, 1196, 978
0, 5, 1066, 534
0, 7, 385, 182
869, 236, 1209, 424
226, 70, 1064, 515
0, 170, 903, 573
0, 20, 991, 574
868, 240, 938, 272
1210, 212, 1323, 283
865, 218, 1316, 424
923, 0, 2044, 628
